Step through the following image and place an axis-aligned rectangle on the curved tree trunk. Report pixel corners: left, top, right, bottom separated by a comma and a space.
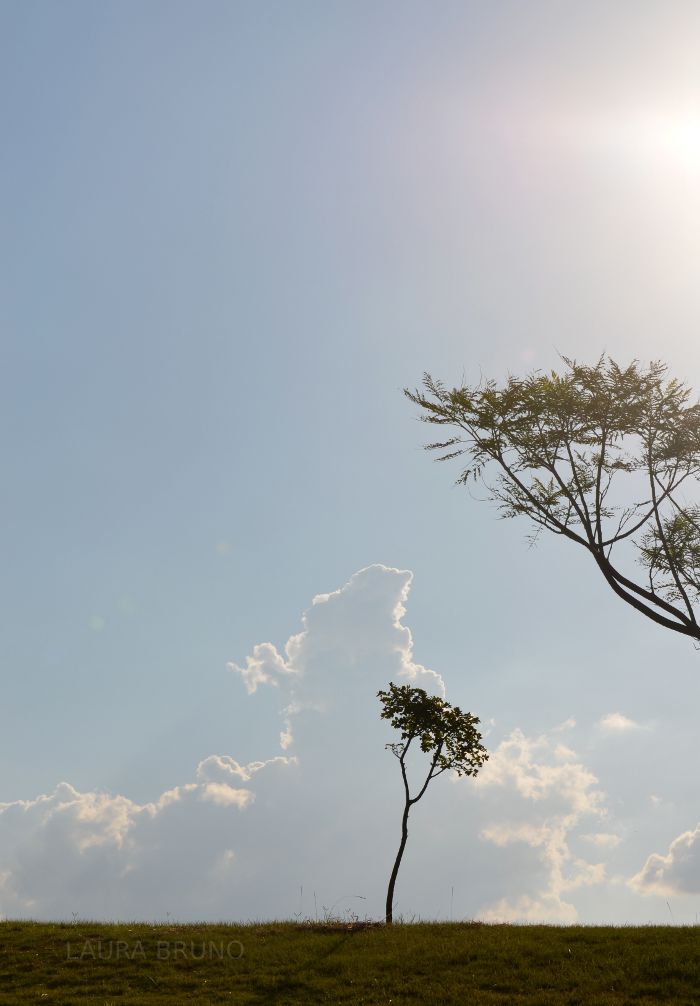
385, 798, 411, 925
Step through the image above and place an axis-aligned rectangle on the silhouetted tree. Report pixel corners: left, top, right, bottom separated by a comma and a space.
378, 682, 487, 925
406, 356, 700, 644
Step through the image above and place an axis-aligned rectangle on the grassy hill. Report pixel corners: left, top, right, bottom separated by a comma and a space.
1, 919, 699, 1004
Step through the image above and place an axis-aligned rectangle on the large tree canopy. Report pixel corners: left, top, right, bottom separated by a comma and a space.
406, 356, 700, 643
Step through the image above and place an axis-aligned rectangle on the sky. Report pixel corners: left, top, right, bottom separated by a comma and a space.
2, 0, 700, 924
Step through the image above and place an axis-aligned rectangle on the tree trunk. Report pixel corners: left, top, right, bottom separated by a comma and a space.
385, 798, 411, 925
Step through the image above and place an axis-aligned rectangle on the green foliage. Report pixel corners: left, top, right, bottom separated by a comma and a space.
3, 920, 700, 1004
378, 683, 488, 924
378, 682, 487, 780
406, 356, 700, 642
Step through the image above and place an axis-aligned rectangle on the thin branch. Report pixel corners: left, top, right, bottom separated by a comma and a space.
647, 443, 696, 624
410, 742, 443, 805
562, 435, 595, 545
594, 426, 608, 548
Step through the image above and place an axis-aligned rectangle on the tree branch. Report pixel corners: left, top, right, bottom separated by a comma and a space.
410, 741, 443, 805
647, 445, 696, 624
593, 551, 700, 638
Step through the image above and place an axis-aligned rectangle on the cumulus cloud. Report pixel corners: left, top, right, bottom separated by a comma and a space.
630, 824, 700, 896
480, 893, 579, 924
196, 755, 293, 785
598, 712, 643, 733
0, 564, 630, 924
581, 832, 622, 849
552, 717, 576, 732
227, 564, 445, 749
244, 564, 445, 696
226, 641, 297, 694
0, 565, 450, 921
476, 729, 603, 815
198, 783, 254, 808
0, 769, 268, 919
475, 729, 607, 922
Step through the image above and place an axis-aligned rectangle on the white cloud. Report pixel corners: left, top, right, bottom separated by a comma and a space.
475, 729, 607, 922
0, 565, 450, 922
581, 832, 622, 849
630, 824, 700, 896
227, 641, 297, 694
480, 893, 578, 924
196, 755, 293, 785
598, 712, 642, 733
0, 565, 638, 924
481, 821, 550, 848
0, 769, 266, 919
476, 729, 603, 815
308, 566, 444, 693
227, 564, 445, 743
199, 783, 253, 808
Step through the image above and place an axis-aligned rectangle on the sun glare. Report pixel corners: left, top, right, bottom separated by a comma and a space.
643, 112, 700, 167
570, 104, 700, 179
611, 107, 700, 174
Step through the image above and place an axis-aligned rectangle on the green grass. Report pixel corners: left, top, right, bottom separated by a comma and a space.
1, 919, 699, 1004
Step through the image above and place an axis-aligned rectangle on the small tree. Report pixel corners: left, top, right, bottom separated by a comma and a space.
378, 682, 488, 925
405, 357, 700, 644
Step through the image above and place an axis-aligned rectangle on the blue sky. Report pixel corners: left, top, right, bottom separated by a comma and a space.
3, 1, 700, 923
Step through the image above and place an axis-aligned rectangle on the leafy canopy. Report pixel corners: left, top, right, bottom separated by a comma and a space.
378, 682, 487, 785
378, 682, 487, 924
405, 356, 700, 642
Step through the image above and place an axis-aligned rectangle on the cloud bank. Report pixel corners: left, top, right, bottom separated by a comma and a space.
0, 564, 642, 922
